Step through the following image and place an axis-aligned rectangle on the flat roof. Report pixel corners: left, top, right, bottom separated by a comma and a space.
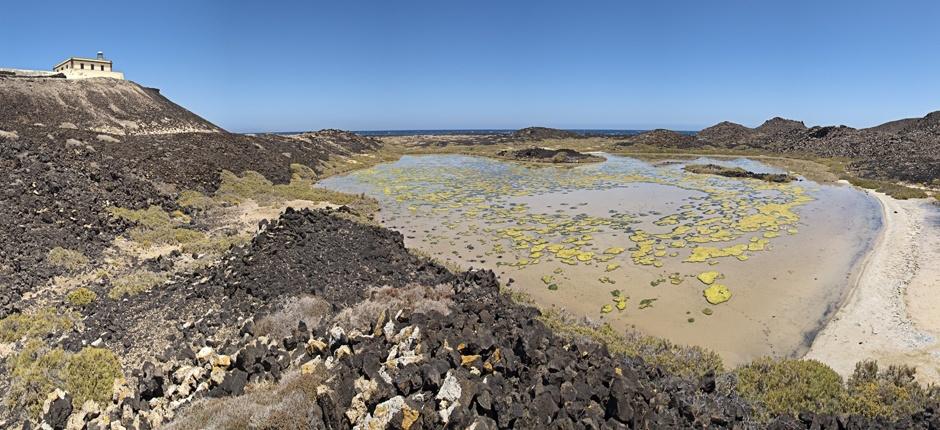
54, 57, 113, 69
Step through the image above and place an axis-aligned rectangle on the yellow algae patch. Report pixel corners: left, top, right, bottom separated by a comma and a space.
576, 252, 595, 262
696, 271, 722, 285
685, 244, 748, 263
541, 275, 554, 285
600, 304, 613, 314
747, 237, 769, 251
614, 296, 628, 310
603, 247, 625, 255
605, 263, 620, 272
703, 284, 732, 304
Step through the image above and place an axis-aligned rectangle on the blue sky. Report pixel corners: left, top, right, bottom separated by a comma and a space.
2, 1, 939, 132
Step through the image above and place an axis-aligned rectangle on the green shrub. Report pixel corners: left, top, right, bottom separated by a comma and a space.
109, 270, 168, 299
845, 361, 927, 419
65, 347, 124, 407
538, 309, 722, 379
46, 247, 89, 272
66, 287, 97, 306
7, 340, 67, 417
735, 358, 845, 420
7, 340, 122, 418
0, 308, 75, 342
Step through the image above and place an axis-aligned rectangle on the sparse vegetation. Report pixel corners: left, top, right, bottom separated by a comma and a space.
108, 205, 205, 247
66, 287, 97, 306
7, 340, 122, 418
181, 233, 252, 255
46, 247, 89, 272
108, 270, 168, 299
538, 308, 723, 379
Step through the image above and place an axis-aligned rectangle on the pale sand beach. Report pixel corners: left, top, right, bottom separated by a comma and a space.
807, 187, 940, 382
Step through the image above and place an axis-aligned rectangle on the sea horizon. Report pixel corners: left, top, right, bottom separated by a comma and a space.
264, 128, 698, 137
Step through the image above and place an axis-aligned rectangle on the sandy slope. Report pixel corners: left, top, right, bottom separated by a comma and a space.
806, 189, 940, 382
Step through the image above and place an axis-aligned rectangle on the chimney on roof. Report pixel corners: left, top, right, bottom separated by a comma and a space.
97, 51, 104, 60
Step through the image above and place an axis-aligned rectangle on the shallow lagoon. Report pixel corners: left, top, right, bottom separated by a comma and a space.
318, 154, 882, 365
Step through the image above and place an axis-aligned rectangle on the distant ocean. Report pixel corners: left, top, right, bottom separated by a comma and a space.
270, 129, 696, 137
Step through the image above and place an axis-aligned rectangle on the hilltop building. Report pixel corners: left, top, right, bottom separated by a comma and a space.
52, 51, 124, 80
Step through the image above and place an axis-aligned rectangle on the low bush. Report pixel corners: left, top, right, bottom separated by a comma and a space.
177, 190, 217, 211
108, 205, 174, 229
735, 358, 845, 419
845, 361, 929, 419
46, 247, 89, 272
538, 309, 723, 379
66, 287, 97, 306
109, 270, 168, 299
7, 340, 122, 419
65, 347, 124, 408
0, 308, 75, 342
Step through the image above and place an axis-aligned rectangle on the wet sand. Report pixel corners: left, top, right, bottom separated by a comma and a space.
806, 190, 940, 382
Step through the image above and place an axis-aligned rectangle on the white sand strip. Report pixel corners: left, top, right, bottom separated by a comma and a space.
806, 191, 940, 382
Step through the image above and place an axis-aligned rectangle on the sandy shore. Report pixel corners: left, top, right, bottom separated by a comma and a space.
806, 188, 940, 382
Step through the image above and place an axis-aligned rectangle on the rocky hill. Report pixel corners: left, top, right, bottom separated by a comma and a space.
0, 76, 381, 317
512, 127, 580, 140
616, 129, 696, 149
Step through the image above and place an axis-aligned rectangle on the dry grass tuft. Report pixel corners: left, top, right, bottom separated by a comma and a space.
333, 284, 454, 332
166, 369, 327, 430
254, 296, 332, 339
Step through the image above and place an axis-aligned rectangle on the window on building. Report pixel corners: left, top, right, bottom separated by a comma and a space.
80, 64, 84, 70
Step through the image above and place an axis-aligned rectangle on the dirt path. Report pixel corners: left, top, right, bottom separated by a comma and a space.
806, 190, 940, 382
